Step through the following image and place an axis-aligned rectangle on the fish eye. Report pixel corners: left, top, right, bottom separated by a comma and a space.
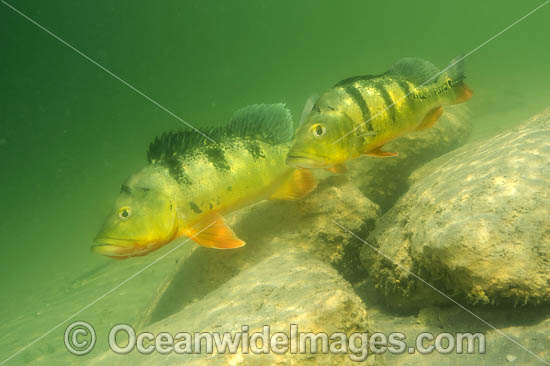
118, 207, 131, 220
311, 124, 327, 138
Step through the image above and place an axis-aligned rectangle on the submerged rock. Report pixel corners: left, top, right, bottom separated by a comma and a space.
142, 177, 379, 325
361, 109, 550, 309
86, 252, 372, 365
349, 104, 471, 212
354, 279, 550, 366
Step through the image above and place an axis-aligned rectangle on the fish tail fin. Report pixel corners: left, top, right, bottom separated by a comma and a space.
270, 169, 317, 200
445, 55, 473, 104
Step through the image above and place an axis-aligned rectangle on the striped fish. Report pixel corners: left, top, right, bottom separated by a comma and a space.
286, 57, 473, 172
93, 104, 316, 259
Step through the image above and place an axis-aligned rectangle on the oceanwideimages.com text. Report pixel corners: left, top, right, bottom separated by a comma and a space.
102, 323, 486, 361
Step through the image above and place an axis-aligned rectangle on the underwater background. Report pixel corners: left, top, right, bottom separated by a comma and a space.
1, 0, 549, 365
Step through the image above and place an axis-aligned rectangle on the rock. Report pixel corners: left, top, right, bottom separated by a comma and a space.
86, 252, 372, 366
361, 109, 550, 310
143, 176, 379, 325
349, 104, 471, 212
354, 279, 550, 366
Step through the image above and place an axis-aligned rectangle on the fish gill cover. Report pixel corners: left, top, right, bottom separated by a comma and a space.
147, 103, 294, 164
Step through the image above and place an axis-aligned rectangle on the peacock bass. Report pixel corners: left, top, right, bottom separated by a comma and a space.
92, 104, 316, 259
286, 57, 473, 172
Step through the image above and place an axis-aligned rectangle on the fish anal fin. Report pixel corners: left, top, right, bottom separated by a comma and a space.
186, 215, 245, 249
325, 163, 348, 174
365, 146, 398, 158
417, 106, 444, 130
270, 169, 317, 200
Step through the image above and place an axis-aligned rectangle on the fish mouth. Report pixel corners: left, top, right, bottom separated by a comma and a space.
92, 237, 164, 259
286, 154, 329, 169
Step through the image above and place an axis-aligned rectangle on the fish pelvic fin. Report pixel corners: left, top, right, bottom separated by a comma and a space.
186, 214, 245, 249
364, 146, 398, 158
417, 106, 444, 130
270, 169, 317, 200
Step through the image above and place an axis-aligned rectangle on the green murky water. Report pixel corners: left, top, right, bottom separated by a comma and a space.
1, 1, 549, 365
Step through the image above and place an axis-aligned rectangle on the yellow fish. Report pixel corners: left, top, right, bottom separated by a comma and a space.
93, 104, 316, 259
286, 57, 473, 172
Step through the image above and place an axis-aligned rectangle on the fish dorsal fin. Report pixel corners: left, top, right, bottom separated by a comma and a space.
228, 103, 294, 144
299, 94, 319, 126
147, 103, 293, 164
334, 74, 381, 87
387, 57, 440, 86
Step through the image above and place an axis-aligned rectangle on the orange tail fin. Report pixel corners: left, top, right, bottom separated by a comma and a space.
453, 83, 473, 104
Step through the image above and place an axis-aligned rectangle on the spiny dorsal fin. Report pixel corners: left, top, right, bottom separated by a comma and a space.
387, 57, 440, 86
147, 103, 293, 164
228, 103, 293, 144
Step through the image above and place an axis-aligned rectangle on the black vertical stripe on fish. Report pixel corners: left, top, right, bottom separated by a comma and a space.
334, 74, 381, 87
244, 140, 265, 160
396, 79, 414, 111
344, 85, 374, 131
165, 159, 192, 186
375, 82, 397, 122
204, 147, 231, 171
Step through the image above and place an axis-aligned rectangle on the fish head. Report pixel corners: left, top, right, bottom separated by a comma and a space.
287, 112, 352, 169
92, 186, 178, 259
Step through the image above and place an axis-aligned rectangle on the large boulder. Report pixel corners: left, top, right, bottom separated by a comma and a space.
86, 252, 372, 366
361, 109, 550, 310
349, 104, 471, 212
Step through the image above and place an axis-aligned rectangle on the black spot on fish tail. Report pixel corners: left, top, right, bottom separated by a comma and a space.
344, 85, 374, 131
227, 186, 232, 191
204, 147, 231, 171
244, 140, 265, 160
376, 82, 397, 122
189, 202, 202, 214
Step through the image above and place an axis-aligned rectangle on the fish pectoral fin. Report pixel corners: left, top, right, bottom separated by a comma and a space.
325, 163, 347, 174
187, 215, 245, 249
417, 106, 444, 130
270, 168, 317, 200
364, 146, 398, 158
